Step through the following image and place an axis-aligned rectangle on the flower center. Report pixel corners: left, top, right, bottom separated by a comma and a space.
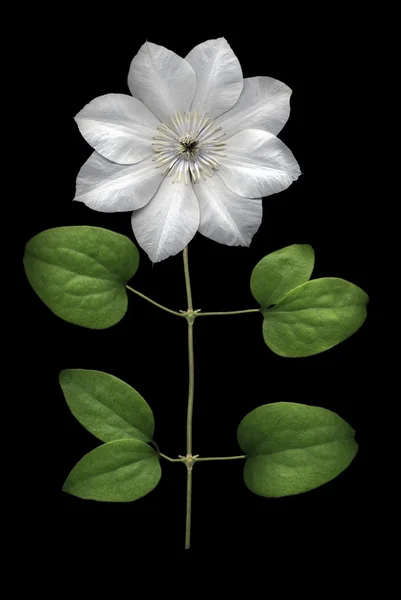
152, 111, 226, 184
179, 135, 198, 158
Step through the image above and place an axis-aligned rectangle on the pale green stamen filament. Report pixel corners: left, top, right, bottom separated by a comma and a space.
152, 111, 226, 184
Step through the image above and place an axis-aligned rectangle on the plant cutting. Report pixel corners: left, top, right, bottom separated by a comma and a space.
23, 38, 368, 549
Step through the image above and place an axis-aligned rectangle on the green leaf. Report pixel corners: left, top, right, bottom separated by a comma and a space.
62, 439, 161, 502
23, 226, 139, 328
262, 277, 368, 357
237, 402, 358, 497
250, 244, 315, 307
59, 369, 154, 443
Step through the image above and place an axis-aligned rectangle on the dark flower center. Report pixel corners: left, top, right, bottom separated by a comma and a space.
180, 135, 198, 158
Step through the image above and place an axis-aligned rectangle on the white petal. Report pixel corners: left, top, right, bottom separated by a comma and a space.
131, 178, 200, 263
74, 152, 163, 212
194, 174, 262, 246
185, 38, 243, 119
128, 42, 196, 123
219, 129, 301, 198
74, 94, 160, 164
216, 77, 292, 137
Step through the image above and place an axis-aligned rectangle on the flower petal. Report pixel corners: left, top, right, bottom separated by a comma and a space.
128, 42, 196, 123
74, 152, 163, 212
185, 38, 243, 119
74, 94, 160, 164
131, 178, 200, 263
194, 174, 262, 246
219, 129, 301, 198
216, 77, 292, 137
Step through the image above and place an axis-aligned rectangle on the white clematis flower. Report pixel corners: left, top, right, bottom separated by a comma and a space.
74, 38, 301, 262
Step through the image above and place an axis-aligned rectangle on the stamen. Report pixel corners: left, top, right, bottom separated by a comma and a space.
176, 112, 186, 134
196, 123, 220, 142
188, 162, 197, 181
152, 110, 226, 181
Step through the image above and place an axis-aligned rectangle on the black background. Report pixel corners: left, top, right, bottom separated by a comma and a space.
20, 17, 372, 560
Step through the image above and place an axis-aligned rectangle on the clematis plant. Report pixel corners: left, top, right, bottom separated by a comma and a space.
23, 38, 368, 549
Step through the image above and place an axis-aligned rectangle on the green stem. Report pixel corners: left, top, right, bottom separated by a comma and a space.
159, 453, 185, 463
126, 285, 184, 317
159, 453, 246, 463
195, 455, 246, 462
183, 247, 193, 311
196, 309, 260, 317
186, 322, 195, 454
183, 246, 195, 550
185, 469, 192, 550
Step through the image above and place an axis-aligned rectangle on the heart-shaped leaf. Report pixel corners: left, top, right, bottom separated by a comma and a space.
250, 244, 315, 307
59, 369, 154, 443
238, 402, 358, 497
62, 439, 161, 502
23, 226, 139, 328
262, 278, 368, 357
